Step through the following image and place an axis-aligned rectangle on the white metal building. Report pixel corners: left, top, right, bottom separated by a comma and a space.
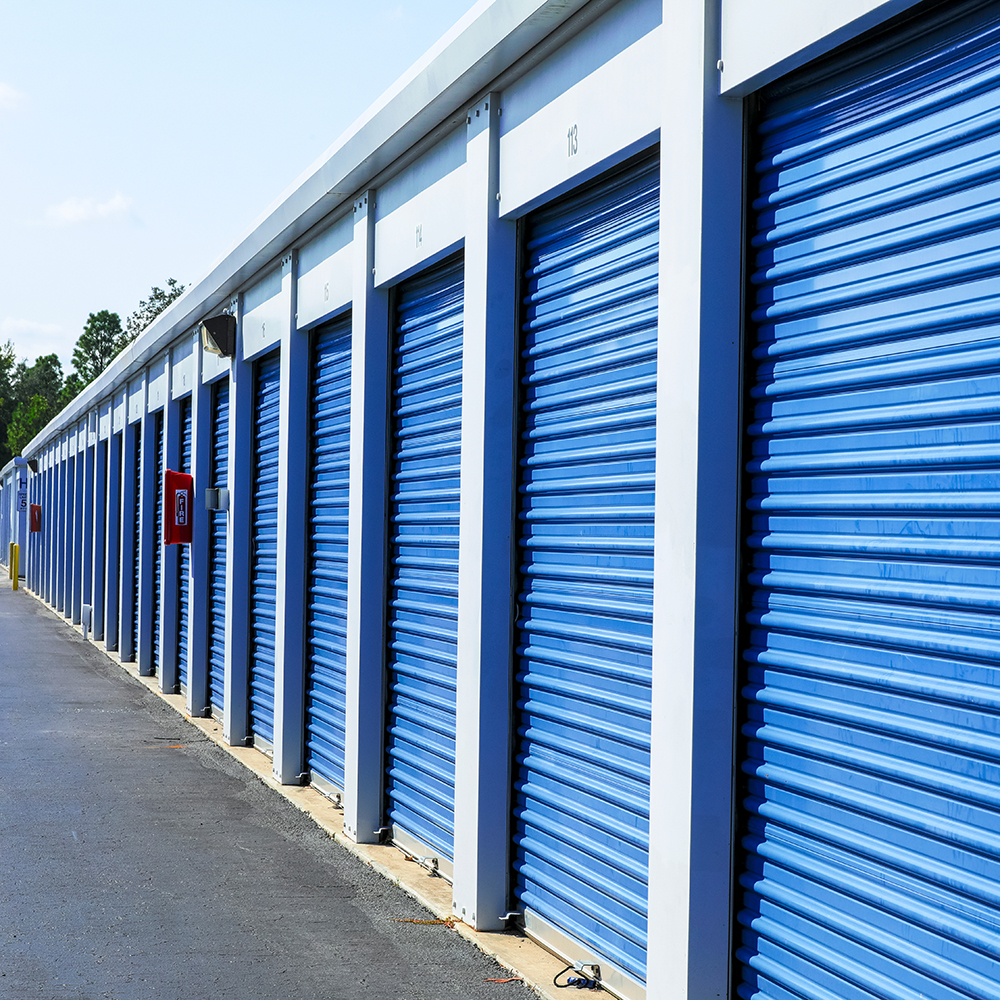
6, 1, 1000, 997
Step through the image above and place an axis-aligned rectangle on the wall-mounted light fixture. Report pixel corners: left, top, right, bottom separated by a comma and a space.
200, 314, 237, 358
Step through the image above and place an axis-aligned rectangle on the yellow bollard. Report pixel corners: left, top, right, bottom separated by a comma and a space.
11, 543, 18, 591
7, 542, 12, 579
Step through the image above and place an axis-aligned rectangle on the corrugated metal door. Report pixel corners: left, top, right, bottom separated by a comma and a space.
738, 6, 1000, 1000
152, 412, 164, 675
56, 459, 65, 610
384, 254, 463, 869
512, 153, 658, 996
250, 352, 281, 747
208, 380, 229, 718
95, 439, 107, 631
176, 398, 193, 691
112, 434, 122, 652
131, 431, 141, 659
306, 316, 352, 792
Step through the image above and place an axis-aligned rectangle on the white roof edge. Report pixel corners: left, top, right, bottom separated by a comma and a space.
22, 0, 598, 460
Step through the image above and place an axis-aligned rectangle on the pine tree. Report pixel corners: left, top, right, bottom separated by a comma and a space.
71, 310, 126, 385
125, 278, 186, 342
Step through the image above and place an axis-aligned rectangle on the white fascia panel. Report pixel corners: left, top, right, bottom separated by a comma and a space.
171, 334, 196, 399
243, 263, 288, 361
113, 391, 127, 433
201, 340, 232, 384
297, 212, 354, 329
147, 356, 169, 413
375, 164, 467, 285
499, 0, 661, 218
375, 127, 468, 286
88, 412, 98, 448
720, 0, 925, 96
67, 426, 77, 455
98, 400, 112, 441
128, 376, 145, 425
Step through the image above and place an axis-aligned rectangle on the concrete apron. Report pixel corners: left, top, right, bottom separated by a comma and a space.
20, 585, 572, 1000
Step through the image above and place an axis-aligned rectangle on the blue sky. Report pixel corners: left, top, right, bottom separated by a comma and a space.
0, 0, 475, 370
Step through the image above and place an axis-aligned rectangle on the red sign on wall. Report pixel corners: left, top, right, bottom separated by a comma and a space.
164, 470, 193, 545
29, 504, 42, 533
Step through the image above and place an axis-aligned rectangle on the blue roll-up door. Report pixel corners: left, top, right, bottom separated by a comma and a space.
208, 380, 230, 718
111, 433, 122, 652
95, 439, 107, 634
131, 430, 141, 660
738, 6, 1000, 1000
176, 398, 193, 691
384, 254, 463, 868
56, 460, 65, 611
306, 316, 352, 792
151, 412, 164, 675
512, 153, 658, 995
250, 352, 281, 747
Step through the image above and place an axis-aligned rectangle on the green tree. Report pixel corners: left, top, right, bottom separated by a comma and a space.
71, 310, 126, 385
0, 340, 17, 467
59, 372, 83, 409
7, 393, 53, 458
125, 277, 186, 342
3, 353, 64, 457
13, 353, 63, 407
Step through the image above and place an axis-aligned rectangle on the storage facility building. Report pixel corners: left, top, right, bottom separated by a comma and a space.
4, 1, 999, 997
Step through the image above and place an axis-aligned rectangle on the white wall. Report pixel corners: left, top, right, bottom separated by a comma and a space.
720, 0, 924, 95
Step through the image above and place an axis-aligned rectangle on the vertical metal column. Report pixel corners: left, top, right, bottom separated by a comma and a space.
225, 296, 252, 747
343, 190, 391, 844
452, 93, 518, 930
273, 253, 309, 784
187, 347, 213, 718
646, 2, 743, 997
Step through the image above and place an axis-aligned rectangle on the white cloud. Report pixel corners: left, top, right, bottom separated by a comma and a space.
45, 192, 132, 226
0, 82, 24, 110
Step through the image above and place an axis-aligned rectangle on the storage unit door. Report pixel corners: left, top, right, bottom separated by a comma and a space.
131, 431, 141, 659
151, 412, 164, 674
512, 153, 658, 997
57, 460, 65, 610
208, 380, 230, 717
384, 254, 463, 868
94, 440, 107, 629
64, 457, 75, 612
45, 467, 52, 600
306, 316, 352, 792
112, 434, 123, 652
176, 398, 193, 690
738, 7, 1000, 1000
250, 352, 281, 746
